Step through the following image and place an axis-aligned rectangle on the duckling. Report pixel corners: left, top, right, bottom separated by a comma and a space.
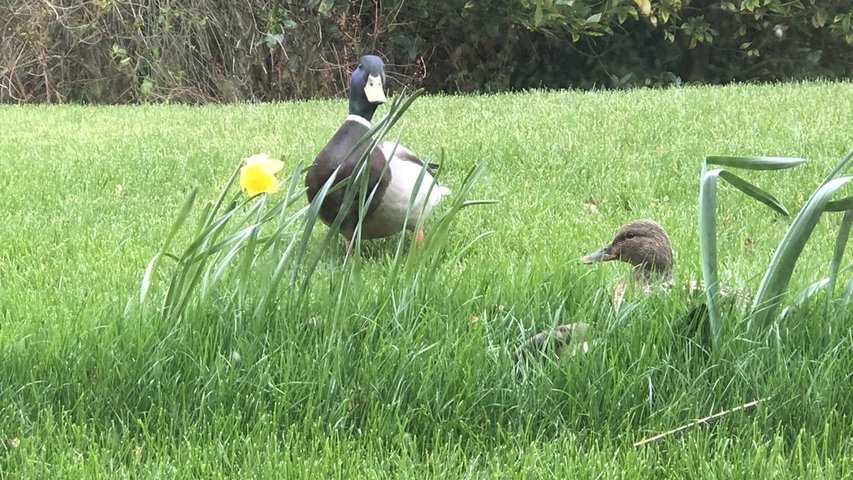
305, 55, 451, 252
511, 322, 592, 369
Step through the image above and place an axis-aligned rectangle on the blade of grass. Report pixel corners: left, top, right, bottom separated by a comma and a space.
778, 278, 829, 322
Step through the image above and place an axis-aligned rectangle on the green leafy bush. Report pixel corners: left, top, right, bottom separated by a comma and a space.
1, 0, 851, 103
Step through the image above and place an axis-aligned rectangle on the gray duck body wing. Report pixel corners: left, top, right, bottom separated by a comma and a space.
380, 141, 440, 175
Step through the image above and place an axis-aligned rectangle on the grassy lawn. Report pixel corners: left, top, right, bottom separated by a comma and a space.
0, 81, 852, 477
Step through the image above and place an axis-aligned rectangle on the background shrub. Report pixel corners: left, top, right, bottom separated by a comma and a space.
1, 0, 851, 103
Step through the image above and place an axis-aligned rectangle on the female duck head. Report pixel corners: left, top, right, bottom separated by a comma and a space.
582, 219, 674, 283
349, 55, 387, 121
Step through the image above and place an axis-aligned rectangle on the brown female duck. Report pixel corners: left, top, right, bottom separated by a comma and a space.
582, 219, 675, 308
513, 219, 739, 369
582, 219, 674, 286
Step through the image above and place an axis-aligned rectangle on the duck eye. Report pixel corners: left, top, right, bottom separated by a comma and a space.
625, 232, 636, 240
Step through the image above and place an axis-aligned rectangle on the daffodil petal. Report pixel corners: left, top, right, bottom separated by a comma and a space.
243, 153, 284, 176
240, 163, 279, 197
262, 159, 284, 175
243, 153, 271, 166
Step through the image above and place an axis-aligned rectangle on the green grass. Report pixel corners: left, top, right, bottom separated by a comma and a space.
1, 81, 852, 477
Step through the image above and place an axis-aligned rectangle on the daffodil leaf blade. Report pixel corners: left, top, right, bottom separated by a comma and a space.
257, 204, 309, 256
698, 168, 723, 348
254, 227, 302, 319
162, 187, 197, 254
235, 197, 267, 288
191, 221, 264, 264
179, 201, 240, 261
823, 195, 853, 212
706, 155, 806, 171
826, 210, 853, 308
205, 165, 241, 226
194, 202, 213, 236
461, 199, 499, 208
779, 277, 829, 321
718, 170, 789, 216
161, 253, 181, 262
821, 145, 853, 184
751, 175, 853, 329
140, 253, 160, 304
207, 227, 254, 294
842, 272, 853, 306
292, 165, 340, 287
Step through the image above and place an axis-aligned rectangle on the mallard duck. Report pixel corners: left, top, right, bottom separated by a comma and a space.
513, 221, 678, 369
305, 55, 451, 251
582, 219, 751, 306
514, 220, 749, 370
582, 219, 675, 304
583, 219, 699, 323
583, 219, 755, 345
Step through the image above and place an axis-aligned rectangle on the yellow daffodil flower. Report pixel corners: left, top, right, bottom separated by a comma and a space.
240, 153, 284, 197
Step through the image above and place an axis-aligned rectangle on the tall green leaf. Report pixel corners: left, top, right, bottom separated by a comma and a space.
750, 176, 853, 331
842, 271, 853, 306
698, 168, 723, 349
162, 187, 198, 254
778, 278, 829, 322
820, 146, 853, 184
826, 210, 853, 309
706, 156, 806, 171
138, 187, 197, 305
698, 162, 795, 348
823, 196, 853, 212
718, 170, 789, 216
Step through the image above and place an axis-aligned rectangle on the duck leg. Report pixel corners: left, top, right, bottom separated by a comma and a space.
416, 229, 425, 249
344, 238, 353, 254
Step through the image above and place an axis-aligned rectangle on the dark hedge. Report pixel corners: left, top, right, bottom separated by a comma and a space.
2, 0, 851, 103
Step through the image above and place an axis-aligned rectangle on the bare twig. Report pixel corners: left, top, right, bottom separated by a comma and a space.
633, 398, 765, 447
